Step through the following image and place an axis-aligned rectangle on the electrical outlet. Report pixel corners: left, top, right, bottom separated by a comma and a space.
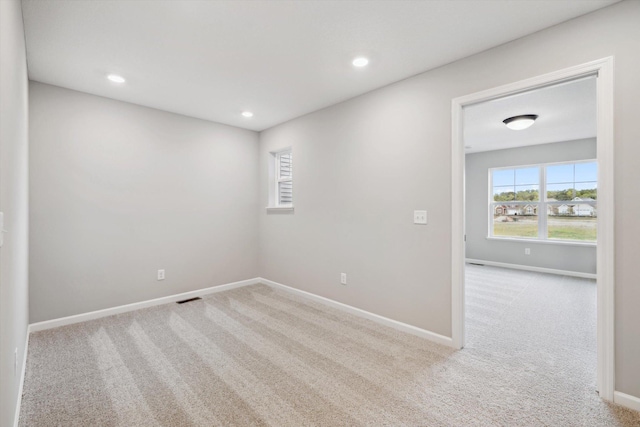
525, 248, 531, 255
157, 269, 165, 280
14, 348, 18, 375
340, 273, 347, 285
413, 210, 427, 225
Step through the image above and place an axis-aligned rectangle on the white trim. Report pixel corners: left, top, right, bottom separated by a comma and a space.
27, 274, 454, 346
485, 236, 596, 247
266, 206, 294, 212
595, 56, 616, 403
451, 57, 615, 400
613, 391, 640, 413
273, 148, 293, 207
465, 258, 596, 279
258, 277, 454, 348
29, 278, 261, 332
451, 93, 465, 350
13, 329, 30, 427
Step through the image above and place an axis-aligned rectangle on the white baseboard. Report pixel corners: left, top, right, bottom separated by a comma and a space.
14, 329, 30, 427
258, 277, 454, 348
29, 278, 261, 332
28, 276, 455, 351
466, 258, 596, 279
614, 391, 640, 413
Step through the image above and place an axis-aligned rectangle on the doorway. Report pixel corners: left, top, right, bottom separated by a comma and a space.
450, 58, 614, 401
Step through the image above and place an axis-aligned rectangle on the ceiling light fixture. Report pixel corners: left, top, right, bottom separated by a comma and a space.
107, 74, 126, 83
503, 114, 538, 130
352, 57, 369, 67
241, 111, 254, 118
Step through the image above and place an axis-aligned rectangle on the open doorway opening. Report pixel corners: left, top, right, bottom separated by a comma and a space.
451, 58, 614, 401
463, 76, 599, 397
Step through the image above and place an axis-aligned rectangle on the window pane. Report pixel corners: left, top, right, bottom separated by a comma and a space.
493, 204, 538, 238
547, 183, 574, 201
493, 186, 515, 201
492, 169, 514, 187
278, 181, 293, 205
515, 185, 539, 201
575, 182, 597, 200
575, 162, 597, 182
548, 202, 597, 241
546, 164, 574, 184
515, 167, 538, 185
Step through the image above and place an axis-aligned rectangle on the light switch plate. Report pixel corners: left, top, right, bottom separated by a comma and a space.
414, 210, 427, 225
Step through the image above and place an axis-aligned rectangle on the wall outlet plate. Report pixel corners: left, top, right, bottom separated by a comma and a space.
414, 210, 427, 225
340, 273, 347, 285
157, 269, 165, 280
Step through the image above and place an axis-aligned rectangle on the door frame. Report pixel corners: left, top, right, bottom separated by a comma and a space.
450, 57, 615, 401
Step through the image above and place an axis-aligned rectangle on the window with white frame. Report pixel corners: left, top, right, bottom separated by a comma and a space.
490, 160, 597, 242
270, 149, 293, 207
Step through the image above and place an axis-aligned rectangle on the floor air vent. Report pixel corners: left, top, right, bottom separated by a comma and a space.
176, 297, 202, 304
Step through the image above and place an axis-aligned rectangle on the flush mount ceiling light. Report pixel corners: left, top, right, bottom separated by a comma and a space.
503, 114, 538, 130
107, 74, 126, 83
241, 111, 254, 118
352, 57, 369, 67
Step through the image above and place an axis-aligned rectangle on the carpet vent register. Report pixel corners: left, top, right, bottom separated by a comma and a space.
176, 297, 202, 304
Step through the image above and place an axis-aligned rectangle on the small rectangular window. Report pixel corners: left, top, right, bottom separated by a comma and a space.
276, 150, 293, 205
269, 149, 293, 208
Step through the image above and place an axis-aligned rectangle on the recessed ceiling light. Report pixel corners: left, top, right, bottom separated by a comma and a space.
107, 74, 125, 83
503, 114, 538, 130
241, 111, 254, 118
352, 57, 369, 67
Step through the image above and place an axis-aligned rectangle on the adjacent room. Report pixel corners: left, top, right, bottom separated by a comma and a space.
1, 1, 639, 426
462, 78, 601, 414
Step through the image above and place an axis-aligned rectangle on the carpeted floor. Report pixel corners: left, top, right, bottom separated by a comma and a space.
19, 266, 640, 426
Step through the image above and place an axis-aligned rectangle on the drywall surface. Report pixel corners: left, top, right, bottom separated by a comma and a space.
258, 0, 640, 397
29, 82, 259, 323
0, 0, 30, 425
465, 139, 597, 274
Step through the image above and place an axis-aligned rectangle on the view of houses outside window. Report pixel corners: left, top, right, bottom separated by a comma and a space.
490, 160, 597, 242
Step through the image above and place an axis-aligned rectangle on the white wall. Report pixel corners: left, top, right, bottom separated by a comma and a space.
258, 0, 640, 398
465, 139, 597, 274
29, 82, 259, 323
259, 87, 453, 336
0, 0, 30, 425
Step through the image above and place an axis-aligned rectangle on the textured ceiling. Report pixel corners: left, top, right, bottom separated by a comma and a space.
22, 0, 618, 131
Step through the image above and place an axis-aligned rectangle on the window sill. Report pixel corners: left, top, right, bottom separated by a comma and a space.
266, 206, 294, 212
485, 236, 596, 247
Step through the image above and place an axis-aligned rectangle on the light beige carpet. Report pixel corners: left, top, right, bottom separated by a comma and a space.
19, 266, 640, 426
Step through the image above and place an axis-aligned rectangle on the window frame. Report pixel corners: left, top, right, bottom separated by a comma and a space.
488, 159, 597, 244
267, 147, 294, 211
